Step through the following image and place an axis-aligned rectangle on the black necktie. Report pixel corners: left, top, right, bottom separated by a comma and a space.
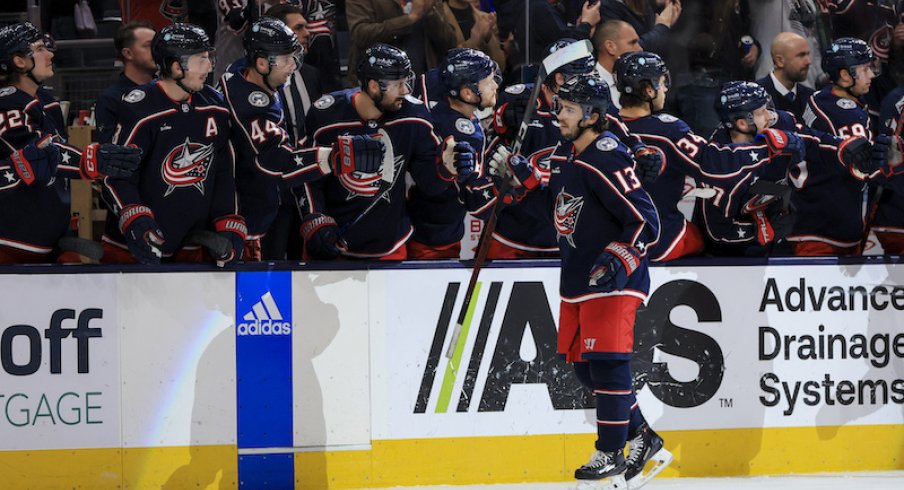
787, 91, 796, 102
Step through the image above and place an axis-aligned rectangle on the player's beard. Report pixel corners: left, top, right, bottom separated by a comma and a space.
379, 96, 405, 113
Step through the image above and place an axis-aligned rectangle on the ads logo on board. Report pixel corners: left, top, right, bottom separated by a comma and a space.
1, 309, 103, 376
237, 292, 292, 336
415, 280, 725, 414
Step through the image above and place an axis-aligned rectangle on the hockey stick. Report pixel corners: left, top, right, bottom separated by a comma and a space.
57, 237, 104, 262
444, 40, 594, 360
338, 128, 396, 239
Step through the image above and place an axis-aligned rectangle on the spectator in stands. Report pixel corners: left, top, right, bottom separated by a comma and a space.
296, 0, 342, 92
263, 3, 327, 260
667, 32, 723, 137
95, 21, 156, 143
441, 0, 508, 72
346, 0, 457, 85
756, 32, 814, 121
517, 0, 601, 65
592, 19, 641, 108
598, 0, 681, 54
711, 0, 761, 81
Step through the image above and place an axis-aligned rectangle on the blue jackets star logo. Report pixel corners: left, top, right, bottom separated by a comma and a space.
161, 137, 214, 196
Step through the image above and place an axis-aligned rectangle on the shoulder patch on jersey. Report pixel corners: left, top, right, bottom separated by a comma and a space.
248, 91, 270, 107
0, 87, 15, 97
505, 84, 527, 95
404, 94, 424, 105
455, 118, 475, 135
836, 98, 857, 109
314, 94, 335, 109
655, 113, 678, 123
596, 137, 618, 152
123, 89, 146, 103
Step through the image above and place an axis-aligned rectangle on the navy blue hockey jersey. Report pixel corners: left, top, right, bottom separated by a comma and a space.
221, 70, 330, 237
622, 112, 772, 260
301, 89, 446, 257
0, 86, 92, 253
799, 86, 874, 247
102, 81, 238, 255
548, 132, 660, 301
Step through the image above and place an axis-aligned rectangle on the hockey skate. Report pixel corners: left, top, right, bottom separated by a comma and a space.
625, 424, 673, 489
574, 449, 627, 490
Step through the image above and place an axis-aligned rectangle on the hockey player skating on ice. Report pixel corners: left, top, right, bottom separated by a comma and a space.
0, 22, 142, 264
490, 73, 671, 489
102, 24, 245, 265
221, 17, 384, 260
409, 48, 499, 258
300, 43, 449, 260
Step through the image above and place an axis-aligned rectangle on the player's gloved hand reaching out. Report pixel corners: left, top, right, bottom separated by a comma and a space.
489, 145, 541, 190
452, 140, 477, 184
631, 143, 663, 184
756, 128, 804, 163
588, 241, 642, 293
119, 204, 165, 265
7, 135, 60, 185
80, 143, 143, 180
330, 134, 385, 175
301, 212, 341, 260
492, 89, 535, 137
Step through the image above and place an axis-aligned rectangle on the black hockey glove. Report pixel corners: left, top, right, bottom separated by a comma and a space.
7, 135, 60, 185
632, 143, 663, 184
492, 90, 533, 138
301, 213, 341, 260
119, 204, 165, 265
452, 141, 477, 184
588, 242, 642, 293
213, 214, 247, 266
80, 143, 143, 180
331, 135, 385, 175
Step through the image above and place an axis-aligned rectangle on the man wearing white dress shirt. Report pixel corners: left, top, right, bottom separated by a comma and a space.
592, 19, 641, 109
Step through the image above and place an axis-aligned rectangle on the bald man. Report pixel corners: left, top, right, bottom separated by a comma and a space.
592, 20, 642, 109
755, 32, 815, 120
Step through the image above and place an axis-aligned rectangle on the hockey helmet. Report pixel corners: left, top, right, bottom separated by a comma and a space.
244, 17, 303, 67
553, 73, 611, 120
440, 48, 499, 98
716, 81, 776, 129
613, 51, 670, 96
152, 23, 213, 76
0, 22, 50, 74
356, 43, 413, 87
822, 37, 880, 83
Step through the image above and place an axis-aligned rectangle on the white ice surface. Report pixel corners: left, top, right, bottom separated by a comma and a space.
366, 471, 904, 490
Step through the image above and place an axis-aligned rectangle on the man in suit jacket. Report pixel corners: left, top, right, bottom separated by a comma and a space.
756, 32, 814, 120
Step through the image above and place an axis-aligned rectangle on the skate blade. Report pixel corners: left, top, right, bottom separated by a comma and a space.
575, 473, 627, 490
626, 447, 673, 490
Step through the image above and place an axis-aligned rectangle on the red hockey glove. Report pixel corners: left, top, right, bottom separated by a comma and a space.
489, 145, 541, 190
756, 128, 804, 162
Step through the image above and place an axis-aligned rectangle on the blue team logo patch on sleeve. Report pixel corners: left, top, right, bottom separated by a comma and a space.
836, 98, 857, 109
248, 91, 270, 107
655, 114, 678, 123
314, 94, 335, 109
123, 89, 146, 103
455, 118, 475, 135
596, 137, 618, 151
